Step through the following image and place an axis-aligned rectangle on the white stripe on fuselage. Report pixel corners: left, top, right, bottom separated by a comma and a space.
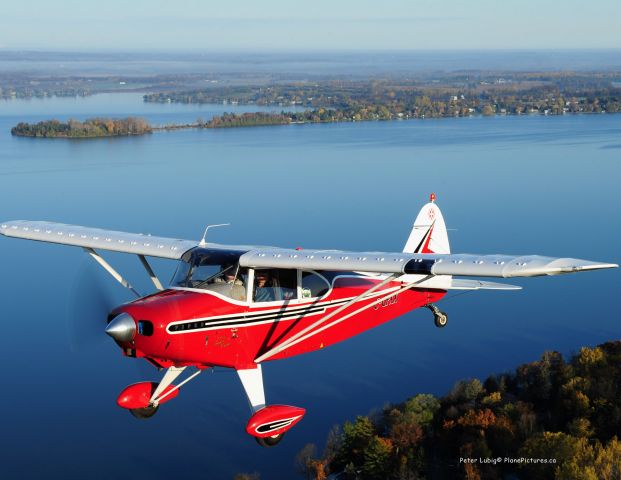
166, 285, 401, 334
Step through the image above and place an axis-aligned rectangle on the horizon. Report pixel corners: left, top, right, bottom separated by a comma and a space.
2, 0, 620, 51
2, 49, 620, 77
3, 47, 621, 53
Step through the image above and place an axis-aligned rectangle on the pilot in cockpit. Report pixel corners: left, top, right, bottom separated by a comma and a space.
211, 264, 246, 301
214, 264, 240, 285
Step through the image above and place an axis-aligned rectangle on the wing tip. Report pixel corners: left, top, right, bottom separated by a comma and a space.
579, 263, 618, 271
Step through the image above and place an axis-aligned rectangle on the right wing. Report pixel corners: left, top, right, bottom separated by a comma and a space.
240, 248, 617, 278
0, 220, 198, 259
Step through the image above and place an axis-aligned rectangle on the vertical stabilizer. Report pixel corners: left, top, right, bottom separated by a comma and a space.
403, 193, 450, 254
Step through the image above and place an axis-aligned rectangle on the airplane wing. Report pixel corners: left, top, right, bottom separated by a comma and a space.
240, 248, 617, 278
2, 221, 616, 276
0, 220, 198, 259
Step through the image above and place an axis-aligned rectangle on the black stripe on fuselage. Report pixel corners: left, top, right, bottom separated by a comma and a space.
167, 298, 352, 333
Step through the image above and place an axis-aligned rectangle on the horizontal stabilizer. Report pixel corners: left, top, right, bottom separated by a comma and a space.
448, 279, 521, 290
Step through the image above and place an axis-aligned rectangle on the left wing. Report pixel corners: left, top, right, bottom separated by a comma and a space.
240, 248, 617, 278
0, 220, 198, 259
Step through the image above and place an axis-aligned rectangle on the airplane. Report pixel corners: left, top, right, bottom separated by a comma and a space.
0, 194, 617, 447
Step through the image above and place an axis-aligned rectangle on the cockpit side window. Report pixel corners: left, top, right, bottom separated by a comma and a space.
301, 271, 330, 299
253, 268, 297, 303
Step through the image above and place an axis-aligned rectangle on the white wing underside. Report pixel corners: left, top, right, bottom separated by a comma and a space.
0, 220, 198, 259
1, 221, 616, 278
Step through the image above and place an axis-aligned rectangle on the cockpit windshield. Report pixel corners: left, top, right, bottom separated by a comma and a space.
171, 248, 248, 301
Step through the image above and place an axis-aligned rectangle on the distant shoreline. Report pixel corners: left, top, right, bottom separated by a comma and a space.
12, 109, 620, 139
7, 69, 621, 137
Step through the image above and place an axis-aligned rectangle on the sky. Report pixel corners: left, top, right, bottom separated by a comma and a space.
1, 0, 620, 51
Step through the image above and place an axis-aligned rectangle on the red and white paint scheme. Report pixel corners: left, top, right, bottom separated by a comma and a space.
1, 195, 616, 446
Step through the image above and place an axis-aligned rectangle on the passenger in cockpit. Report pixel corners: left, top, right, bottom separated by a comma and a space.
254, 270, 275, 302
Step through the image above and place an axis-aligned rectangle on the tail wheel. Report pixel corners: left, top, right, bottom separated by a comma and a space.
255, 433, 285, 448
434, 311, 448, 328
129, 404, 159, 419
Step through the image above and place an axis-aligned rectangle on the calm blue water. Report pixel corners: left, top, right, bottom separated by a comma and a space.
0, 93, 619, 479
3, 50, 621, 75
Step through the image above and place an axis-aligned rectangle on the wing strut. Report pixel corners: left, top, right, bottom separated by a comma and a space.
255, 273, 402, 363
255, 275, 432, 363
138, 255, 164, 291
84, 248, 141, 297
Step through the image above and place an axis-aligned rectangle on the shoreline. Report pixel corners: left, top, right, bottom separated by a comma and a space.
11, 109, 618, 139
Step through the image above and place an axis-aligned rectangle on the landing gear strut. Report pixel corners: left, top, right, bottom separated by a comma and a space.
426, 304, 448, 328
237, 366, 306, 448
117, 367, 203, 420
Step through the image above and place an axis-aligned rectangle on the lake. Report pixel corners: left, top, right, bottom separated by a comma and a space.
0, 93, 619, 479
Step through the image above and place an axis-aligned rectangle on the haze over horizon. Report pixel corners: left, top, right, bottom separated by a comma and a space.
1, 0, 620, 51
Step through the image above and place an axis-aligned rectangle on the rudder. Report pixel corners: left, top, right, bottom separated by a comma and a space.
403, 193, 450, 254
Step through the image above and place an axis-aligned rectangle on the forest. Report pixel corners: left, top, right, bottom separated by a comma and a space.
235, 341, 621, 480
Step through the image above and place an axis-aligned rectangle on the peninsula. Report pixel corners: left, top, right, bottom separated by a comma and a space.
145, 73, 621, 123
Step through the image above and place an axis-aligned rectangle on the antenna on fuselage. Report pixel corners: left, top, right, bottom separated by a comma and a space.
199, 223, 230, 246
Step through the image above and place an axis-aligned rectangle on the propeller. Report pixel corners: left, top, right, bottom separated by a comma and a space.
66, 257, 159, 377
66, 258, 117, 352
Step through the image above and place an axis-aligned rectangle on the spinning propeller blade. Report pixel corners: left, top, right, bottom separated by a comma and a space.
66, 258, 160, 376
66, 260, 118, 351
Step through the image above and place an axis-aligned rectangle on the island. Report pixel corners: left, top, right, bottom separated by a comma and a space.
11, 117, 152, 138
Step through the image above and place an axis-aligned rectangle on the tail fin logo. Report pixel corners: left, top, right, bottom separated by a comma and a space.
414, 222, 435, 254
428, 208, 436, 221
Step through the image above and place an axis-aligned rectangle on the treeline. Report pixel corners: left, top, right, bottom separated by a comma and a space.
11, 117, 152, 138
293, 341, 621, 480
196, 90, 621, 131
200, 93, 617, 132
200, 112, 291, 128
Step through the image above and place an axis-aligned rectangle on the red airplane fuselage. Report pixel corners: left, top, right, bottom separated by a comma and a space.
111, 275, 446, 369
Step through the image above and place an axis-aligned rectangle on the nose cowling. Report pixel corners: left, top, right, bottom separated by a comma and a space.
105, 313, 136, 342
